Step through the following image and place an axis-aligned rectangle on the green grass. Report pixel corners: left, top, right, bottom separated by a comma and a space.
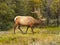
0, 27, 60, 45
44, 26, 60, 30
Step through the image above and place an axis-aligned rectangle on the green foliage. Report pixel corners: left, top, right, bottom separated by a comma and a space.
0, 2, 15, 30
50, 0, 60, 15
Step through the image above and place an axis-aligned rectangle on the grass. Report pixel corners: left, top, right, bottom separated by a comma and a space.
0, 26, 60, 45
44, 26, 60, 30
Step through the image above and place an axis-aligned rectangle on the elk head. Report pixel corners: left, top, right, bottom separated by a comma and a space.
31, 8, 46, 26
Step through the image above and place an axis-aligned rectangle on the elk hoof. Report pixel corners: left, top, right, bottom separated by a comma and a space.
22, 32, 26, 34
32, 32, 35, 34
24, 32, 27, 34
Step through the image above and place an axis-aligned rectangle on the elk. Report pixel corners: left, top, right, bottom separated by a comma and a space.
14, 8, 46, 34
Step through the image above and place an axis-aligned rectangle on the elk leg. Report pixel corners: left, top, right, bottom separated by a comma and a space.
26, 26, 29, 33
14, 23, 17, 34
18, 25, 23, 33
31, 27, 34, 34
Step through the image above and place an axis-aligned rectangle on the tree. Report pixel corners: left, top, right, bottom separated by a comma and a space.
50, 0, 60, 26
0, 2, 15, 30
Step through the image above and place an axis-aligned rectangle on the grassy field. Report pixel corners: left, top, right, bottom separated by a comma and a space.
0, 27, 60, 45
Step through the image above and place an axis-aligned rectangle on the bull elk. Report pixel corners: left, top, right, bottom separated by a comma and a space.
14, 8, 46, 34
14, 16, 43, 33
